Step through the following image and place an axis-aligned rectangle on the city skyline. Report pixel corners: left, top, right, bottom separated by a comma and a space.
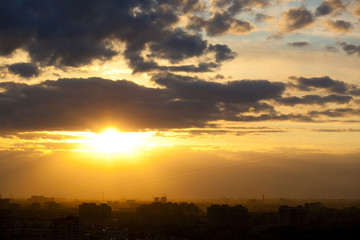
0, 0, 360, 199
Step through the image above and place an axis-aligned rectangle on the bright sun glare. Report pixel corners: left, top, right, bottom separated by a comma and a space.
88, 128, 146, 154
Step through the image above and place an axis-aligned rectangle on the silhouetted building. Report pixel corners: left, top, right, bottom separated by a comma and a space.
278, 205, 308, 225
207, 204, 248, 231
0, 198, 10, 210
29, 195, 55, 204
161, 196, 167, 204
9, 203, 20, 211
51, 215, 81, 240
137, 202, 199, 227
31, 202, 41, 211
79, 203, 112, 220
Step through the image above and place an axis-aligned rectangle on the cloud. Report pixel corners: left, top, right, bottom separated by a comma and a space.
233, 113, 313, 122
0, 77, 216, 131
290, 76, 349, 94
308, 108, 360, 118
186, 11, 254, 36
275, 94, 352, 106
315, 0, 346, 17
322, 19, 353, 33
279, 7, 315, 33
354, 7, 360, 17
205, 12, 254, 36
287, 42, 310, 47
324, 45, 339, 52
7, 63, 40, 78
0, 75, 285, 132
211, 0, 271, 15
215, 74, 225, 79
148, 29, 208, 63
339, 42, 360, 56
208, 44, 237, 62
0, 75, 358, 132
255, 13, 276, 23
0, 0, 234, 73
151, 72, 285, 103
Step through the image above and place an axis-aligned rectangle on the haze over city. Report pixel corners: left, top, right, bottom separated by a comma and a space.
0, 0, 360, 201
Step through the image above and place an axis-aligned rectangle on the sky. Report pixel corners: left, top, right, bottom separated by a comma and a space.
0, 0, 360, 200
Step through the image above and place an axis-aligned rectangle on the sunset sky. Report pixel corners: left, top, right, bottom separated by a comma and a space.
0, 0, 360, 200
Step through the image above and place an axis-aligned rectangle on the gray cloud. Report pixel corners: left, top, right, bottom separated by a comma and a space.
1, 75, 358, 132
148, 29, 208, 63
323, 20, 352, 33
308, 108, 359, 118
208, 44, 237, 62
315, 0, 346, 17
255, 13, 276, 23
211, 0, 271, 15
287, 42, 310, 47
275, 94, 352, 106
7, 63, 40, 79
0, 0, 234, 74
186, 11, 254, 36
0, 75, 285, 132
279, 7, 315, 33
290, 76, 349, 94
215, 74, 225, 79
151, 72, 285, 103
339, 42, 360, 56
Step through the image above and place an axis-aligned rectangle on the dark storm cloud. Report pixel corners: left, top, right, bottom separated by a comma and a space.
151, 72, 285, 103
290, 76, 348, 94
315, 0, 345, 17
287, 42, 310, 47
275, 94, 352, 106
280, 7, 315, 33
0, 0, 232, 73
0, 75, 286, 132
339, 42, 360, 56
7, 63, 40, 78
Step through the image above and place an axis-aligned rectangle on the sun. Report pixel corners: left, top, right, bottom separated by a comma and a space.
88, 128, 145, 154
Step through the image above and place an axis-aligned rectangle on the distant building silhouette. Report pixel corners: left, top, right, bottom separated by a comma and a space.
29, 195, 55, 204
207, 204, 248, 231
278, 205, 308, 225
0, 198, 10, 210
51, 215, 81, 240
160, 196, 167, 204
79, 203, 112, 220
